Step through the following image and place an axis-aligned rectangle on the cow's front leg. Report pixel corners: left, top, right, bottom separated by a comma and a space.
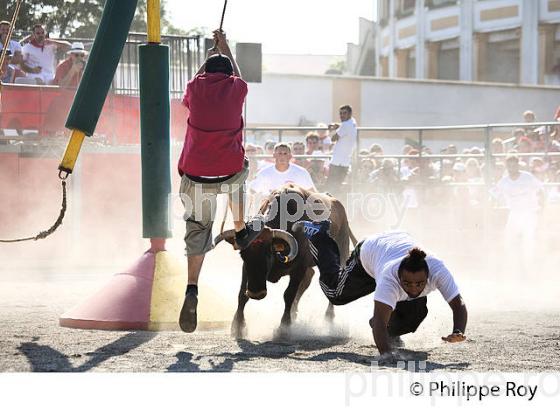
231, 265, 249, 339
291, 267, 314, 320
274, 271, 303, 339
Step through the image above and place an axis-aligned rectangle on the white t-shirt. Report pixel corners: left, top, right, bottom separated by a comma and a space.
359, 231, 460, 309
250, 163, 316, 194
330, 117, 357, 167
22, 42, 57, 83
0, 39, 22, 54
496, 171, 543, 213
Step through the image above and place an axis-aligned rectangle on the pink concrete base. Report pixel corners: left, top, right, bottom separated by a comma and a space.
59, 252, 155, 330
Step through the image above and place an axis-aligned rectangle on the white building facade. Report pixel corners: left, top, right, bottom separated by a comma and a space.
375, 0, 560, 85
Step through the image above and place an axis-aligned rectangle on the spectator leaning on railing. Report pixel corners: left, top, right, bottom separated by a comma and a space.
0, 49, 25, 84
492, 155, 545, 271
491, 137, 504, 155
291, 141, 309, 169
523, 110, 547, 150
0, 20, 23, 66
316, 123, 332, 152
357, 158, 376, 185
250, 143, 316, 194
53, 42, 88, 88
20, 24, 71, 85
263, 140, 276, 163
307, 150, 328, 189
305, 131, 320, 155
326, 104, 357, 192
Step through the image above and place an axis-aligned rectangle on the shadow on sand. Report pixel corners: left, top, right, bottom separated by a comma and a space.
167, 335, 468, 372
167, 335, 350, 373
18, 331, 156, 372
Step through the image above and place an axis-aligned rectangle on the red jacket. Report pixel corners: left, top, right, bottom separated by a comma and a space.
178, 72, 247, 176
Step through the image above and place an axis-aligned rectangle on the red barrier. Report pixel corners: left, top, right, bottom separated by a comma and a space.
0, 84, 187, 144
0, 85, 188, 265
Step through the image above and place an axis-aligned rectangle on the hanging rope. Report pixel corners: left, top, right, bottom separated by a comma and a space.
208, 0, 228, 52
219, 0, 228, 31
0, 180, 67, 243
0, 1, 71, 244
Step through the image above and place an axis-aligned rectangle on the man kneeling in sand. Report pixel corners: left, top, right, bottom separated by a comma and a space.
294, 221, 468, 360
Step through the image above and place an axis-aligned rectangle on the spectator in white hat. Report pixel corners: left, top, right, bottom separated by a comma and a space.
53, 41, 88, 88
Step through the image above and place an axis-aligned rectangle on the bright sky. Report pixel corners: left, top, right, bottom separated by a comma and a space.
166, 0, 376, 55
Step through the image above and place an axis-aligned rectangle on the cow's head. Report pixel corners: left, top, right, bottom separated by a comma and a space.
214, 227, 299, 300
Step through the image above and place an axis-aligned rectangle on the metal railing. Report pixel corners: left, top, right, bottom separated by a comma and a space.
40, 33, 204, 98
244, 121, 560, 188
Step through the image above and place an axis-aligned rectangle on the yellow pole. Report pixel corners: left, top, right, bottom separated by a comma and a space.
147, 0, 161, 44
58, 129, 86, 179
58, 1, 162, 179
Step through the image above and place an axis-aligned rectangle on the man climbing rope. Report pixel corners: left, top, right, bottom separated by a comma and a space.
178, 30, 262, 333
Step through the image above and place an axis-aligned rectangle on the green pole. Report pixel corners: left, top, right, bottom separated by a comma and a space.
139, 44, 171, 238
65, 0, 139, 135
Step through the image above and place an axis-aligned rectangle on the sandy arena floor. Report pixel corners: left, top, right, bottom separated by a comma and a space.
1, 243, 559, 373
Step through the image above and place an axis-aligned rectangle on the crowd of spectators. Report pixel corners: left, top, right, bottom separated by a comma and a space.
243, 108, 560, 211
0, 21, 87, 87
3, 22, 559, 213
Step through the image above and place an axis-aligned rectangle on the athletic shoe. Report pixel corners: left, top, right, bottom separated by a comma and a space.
293, 220, 331, 240
179, 290, 198, 333
235, 216, 266, 250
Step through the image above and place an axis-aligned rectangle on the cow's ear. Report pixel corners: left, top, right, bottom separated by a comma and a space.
271, 240, 286, 252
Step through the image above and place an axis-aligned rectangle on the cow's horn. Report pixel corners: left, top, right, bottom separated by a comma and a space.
271, 229, 298, 263
214, 229, 236, 246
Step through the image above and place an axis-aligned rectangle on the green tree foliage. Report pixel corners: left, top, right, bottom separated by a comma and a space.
0, 0, 186, 38
325, 59, 346, 75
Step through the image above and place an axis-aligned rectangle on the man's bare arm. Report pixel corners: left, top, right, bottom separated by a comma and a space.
45, 38, 71, 51
442, 294, 467, 342
328, 123, 340, 142
371, 301, 394, 355
21, 60, 40, 73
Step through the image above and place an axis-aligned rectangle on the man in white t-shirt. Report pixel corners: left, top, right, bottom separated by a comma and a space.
250, 143, 316, 194
21, 24, 71, 85
326, 104, 357, 192
494, 155, 544, 269
0, 20, 23, 65
295, 221, 468, 359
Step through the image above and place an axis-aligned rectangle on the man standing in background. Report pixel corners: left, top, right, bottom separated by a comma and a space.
494, 155, 545, 272
326, 105, 357, 194
0, 20, 23, 66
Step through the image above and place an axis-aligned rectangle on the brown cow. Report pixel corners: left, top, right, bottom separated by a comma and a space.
215, 184, 356, 338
